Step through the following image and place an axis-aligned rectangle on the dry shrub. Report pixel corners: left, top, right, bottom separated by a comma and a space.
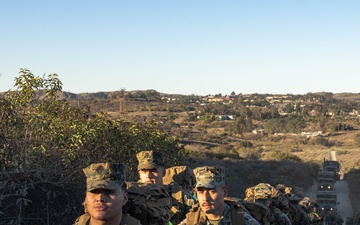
269, 150, 302, 162
242, 133, 264, 141
237, 147, 263, 160
268, 135, 287, 142
204, 145, 241, 160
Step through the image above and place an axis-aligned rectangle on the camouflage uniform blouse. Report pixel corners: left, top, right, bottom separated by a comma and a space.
73, 213, 141, 225
164, 183, 197, 224
178, 203, 260, 225
268, 206, 291, 225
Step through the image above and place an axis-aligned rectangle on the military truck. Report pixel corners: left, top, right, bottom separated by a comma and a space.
316, 190, 338, 213
317, 176, 335, 191
317, 170, 336, 181
323, 151, 341, 180
323, 160, 341, 180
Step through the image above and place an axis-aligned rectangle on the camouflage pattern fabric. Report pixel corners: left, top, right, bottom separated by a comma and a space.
163, 166, 196, 194
164, 183, 196, 225
269, 205, 291, 225
245, 183, 293, 225
83, 162, 126, 191
290, 204, 310, 225
193, 165, 225, 189
124, 182, 172, 225
298, 197, 311, 208
284, 187, 293, 195
276, 184, 294, 201
302, 202, 322, 224
254, 183, 271, 200
136, 150, 164, 170
239, 199, 270, 225
73, 213, 141, 225
275, 184, 286, 193
271, 191, 289, 213
178, 203, 260, 225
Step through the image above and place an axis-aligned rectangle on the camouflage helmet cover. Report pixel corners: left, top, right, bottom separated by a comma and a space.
253, 183, 273, 200
83, 162, 126, 192
299, 196, 311, 207
136, 150, 164, 170
276, 184, 286, 192
284, 186, 293, 195
193, 165, 225, 189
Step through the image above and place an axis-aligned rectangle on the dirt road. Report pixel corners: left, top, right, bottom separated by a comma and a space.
304, 180, 353, 224
335, 181, 353, 223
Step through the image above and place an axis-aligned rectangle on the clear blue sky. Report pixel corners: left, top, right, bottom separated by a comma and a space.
1, 1, 359, 95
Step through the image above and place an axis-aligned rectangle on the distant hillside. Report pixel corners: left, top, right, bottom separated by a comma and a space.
56, 90, 360, 102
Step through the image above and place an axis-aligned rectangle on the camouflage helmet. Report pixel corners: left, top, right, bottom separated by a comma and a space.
83, 162, 126, 192
193, 165, 225, 189
284, 186, 293, 195
276, 184, 286, 193
299, 196, 311, 207
136, 150, 164, 170
253, 183, 273, 200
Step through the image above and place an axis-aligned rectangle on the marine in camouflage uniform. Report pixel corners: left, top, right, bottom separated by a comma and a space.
73, 162, 141, 225
245, 183, 291, 225
179, 166, 260, 225
276, 184, 310, 225
298, 197, 322, 224
136, 150, 196, 225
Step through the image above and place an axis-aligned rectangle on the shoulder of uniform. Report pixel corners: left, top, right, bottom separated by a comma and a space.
243, 212, 261, 225
73, 213, 90, 225
122, 214, 141, 225
164, 182, 183, 193
178, 218, 187, 225
224, 198, 244, 209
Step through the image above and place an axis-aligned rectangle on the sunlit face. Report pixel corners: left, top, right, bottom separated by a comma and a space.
85, 188, 128, 224
195, 185, 228, 220
138, 167, 165, 185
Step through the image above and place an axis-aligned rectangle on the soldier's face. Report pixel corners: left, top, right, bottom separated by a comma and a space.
85, 188, 128, 223
138, 167, 165, 185
195, 185, 228, 219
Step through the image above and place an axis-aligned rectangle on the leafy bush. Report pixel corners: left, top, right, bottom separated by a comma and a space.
0, 69, 186, 225
226, 117, 253, 135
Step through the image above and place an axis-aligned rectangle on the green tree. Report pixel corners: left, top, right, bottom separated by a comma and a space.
0, 69, 186, 225
283, 103, 294, 114
264, 116, 305, 134
227, 117, 253, 135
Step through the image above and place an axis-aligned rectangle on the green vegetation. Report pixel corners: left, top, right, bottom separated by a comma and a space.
0, 69, 186, 225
